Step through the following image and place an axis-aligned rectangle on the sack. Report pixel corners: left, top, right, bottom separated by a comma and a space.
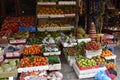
95, 70, 111, 80
106, 68, 117, 79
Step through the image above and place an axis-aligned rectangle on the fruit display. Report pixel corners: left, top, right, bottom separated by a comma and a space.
38, 23, 59, 28
92, 56, 107, 66
88, 22, 97, 41
22, 44, 43, 55
85, 41, 100, 50
48, 56, 59, 64
101, 50, 114, 57
0, 59, 19, 72
106, 62, 118, 69
4, 17, 20, 22
66, 47, 81, 56
0, 30, 11, 39
19, 56, 48, 68
76, 27, 89, 39
9, 31, 29, 40
1, 22, 19, 32
38, 7, 64, 15
20, 16, 35, 22
19, 22, 34, 26
76, 56, 98, 70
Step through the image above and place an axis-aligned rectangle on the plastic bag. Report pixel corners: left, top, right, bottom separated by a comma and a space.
95, 70, 111, 80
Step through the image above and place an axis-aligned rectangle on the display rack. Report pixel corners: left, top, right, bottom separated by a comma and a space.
36, 0, 79, 31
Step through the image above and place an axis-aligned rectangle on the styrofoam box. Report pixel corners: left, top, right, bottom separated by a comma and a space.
73, 62, 106, 79
58, 1, 76, 5
61, 42, 77, 47
37, 2, 56, 5
18, 65, 49, 73
43, 51, 61, 56
77, 38, 91, 43
49, 57, 61, 70
9, 39, 26, 44
105, 55, 116, 60
64, 54, 76, 66
85, 49, 102, 58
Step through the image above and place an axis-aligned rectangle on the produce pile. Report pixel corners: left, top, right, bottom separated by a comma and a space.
76, 56, 98, 70
85, 41, 100, 50
0, 59, 19, 72
22, 44, 43, 55
48, 56, 60, 64
1, 16, 36, 33
19, 56, 48, 68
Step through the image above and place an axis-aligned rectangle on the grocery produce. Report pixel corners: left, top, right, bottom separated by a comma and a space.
0, 30, 11, 39
22, 44, 43, 55
39, 23, 59, 28
20, 16, 35, 22
0, 59, 19, 72
9, 31, 29, 40
76, 56, 97, 68
85, 41, 100, 50
66, 47, 81, 56
19, 22, 34, 26
44, 43, 59, 52
1, 22, 19, 32
48, 56, 59, 64
76, 27, 89, 39
92, 56, 107, 66
27, 37, 42, 45
4, 17, 20, 22
106, 62, 118, 69
19, 56, 48, 68
101, 49, 114, 57
38, 7, 64, 14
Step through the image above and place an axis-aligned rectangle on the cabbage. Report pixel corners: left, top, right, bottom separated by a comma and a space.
2, 64, 12, 72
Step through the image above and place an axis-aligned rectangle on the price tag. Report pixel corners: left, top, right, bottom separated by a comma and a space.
6, 52, 13, 57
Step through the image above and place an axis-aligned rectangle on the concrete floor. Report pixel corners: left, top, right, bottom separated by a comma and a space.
60, 46, 120, 80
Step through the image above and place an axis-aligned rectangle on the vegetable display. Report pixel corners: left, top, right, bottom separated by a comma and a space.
48, 56, 59, 64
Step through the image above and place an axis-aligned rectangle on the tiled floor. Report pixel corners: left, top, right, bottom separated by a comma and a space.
60, 46, 120, 80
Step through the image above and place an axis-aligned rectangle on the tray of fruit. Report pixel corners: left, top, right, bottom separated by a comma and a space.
85, 41, 102, 58
76, 58, 99, 70
43, 43, 61, 56
22, 44, 43, 56
48, 56, 61, 70
0, 59, 19, 78
92, 56, 107, 67
4, 17, 20, 22
73, 61, 106, 79
101, 50, 116, 60
18, 56, 48, 73
4, 45, 24, 58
